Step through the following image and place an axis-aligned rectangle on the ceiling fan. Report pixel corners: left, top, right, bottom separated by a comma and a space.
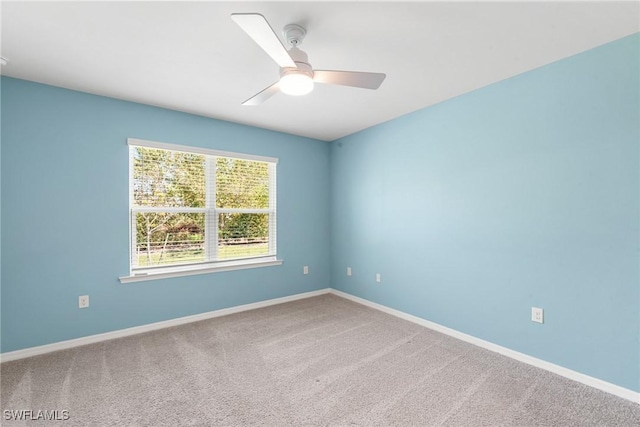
231, 13, 386, 106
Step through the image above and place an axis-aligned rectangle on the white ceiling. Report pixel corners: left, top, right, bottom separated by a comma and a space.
2, 1, 638, 141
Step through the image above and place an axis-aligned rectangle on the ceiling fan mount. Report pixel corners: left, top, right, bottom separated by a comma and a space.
282, 24, 306, 47
231, 13, 386, 105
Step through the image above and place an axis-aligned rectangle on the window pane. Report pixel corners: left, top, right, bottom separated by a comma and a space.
216, 158, 269, 209
133, 147, 205, 208
218, 213, 269, 259
134, 212, 205, 267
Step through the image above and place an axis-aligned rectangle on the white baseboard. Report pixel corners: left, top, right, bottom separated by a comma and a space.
3, 286, 637, 405
329, 289, 640, 405
0, 288, 331, 363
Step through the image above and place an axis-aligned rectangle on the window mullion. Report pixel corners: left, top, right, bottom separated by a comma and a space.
215, 208, 271, 214
131, 207, 207, 213
205, 157, 218, 261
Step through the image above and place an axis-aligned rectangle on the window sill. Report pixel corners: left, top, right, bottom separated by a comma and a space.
119, 258, 283, 283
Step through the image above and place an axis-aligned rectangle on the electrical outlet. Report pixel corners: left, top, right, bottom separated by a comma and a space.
532, 307, 543, 324
347, 267, 352, 276
376, 273, 381, 283
79, 295, 89, 309
303, 266, 309, 275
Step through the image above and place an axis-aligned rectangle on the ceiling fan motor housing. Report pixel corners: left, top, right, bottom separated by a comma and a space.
280, 47, 313, 79
282, 24, 312, 78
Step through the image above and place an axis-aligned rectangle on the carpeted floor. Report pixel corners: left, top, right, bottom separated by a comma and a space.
1, 294, 639, 426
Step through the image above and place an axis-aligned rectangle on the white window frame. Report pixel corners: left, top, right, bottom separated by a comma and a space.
120, 138, 282, 283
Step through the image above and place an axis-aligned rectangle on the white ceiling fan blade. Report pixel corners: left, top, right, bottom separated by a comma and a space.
242, 81, 281, 106
313, 70, 386, 89
231, 13, 295, 68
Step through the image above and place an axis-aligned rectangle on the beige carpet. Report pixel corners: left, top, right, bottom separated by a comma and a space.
1, 294, 639, 426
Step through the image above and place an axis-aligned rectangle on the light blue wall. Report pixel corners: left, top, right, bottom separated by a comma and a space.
331, 34, 640, 391
1, 77, 331, 353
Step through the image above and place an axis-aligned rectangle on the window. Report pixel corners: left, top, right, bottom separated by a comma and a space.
122, 138, 279, 282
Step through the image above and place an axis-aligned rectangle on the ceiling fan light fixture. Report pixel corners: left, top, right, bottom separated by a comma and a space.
279, 72, 314, 96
